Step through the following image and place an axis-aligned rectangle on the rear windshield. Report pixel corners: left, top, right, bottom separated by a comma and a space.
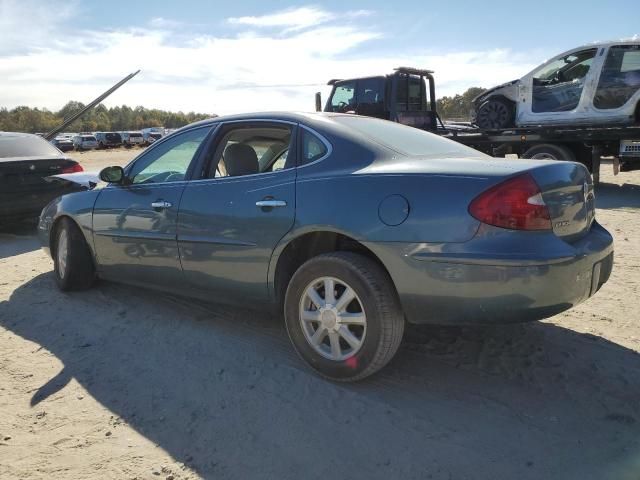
333, 116, 488, 158
129, 133, 143, 138
105, 133, 121, 141
81, 135, 96, 140
150, 133, 162, 139
0, 134, 62, 159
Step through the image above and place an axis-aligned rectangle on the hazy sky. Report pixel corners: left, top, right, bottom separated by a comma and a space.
1, 0, 638, 115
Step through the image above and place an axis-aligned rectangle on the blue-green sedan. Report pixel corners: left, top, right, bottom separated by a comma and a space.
38, 112, 614, 381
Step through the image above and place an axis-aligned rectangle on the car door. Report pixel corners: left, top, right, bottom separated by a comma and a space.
177, 120, 297, 305
592, 44, 640, 123
92, 125, 213, 289
519, 47, 601, 125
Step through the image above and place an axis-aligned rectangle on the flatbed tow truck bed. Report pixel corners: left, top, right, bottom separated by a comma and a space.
438, 123, 640, 185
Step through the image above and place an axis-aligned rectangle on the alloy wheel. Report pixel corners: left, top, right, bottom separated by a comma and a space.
299, 276, 367, 361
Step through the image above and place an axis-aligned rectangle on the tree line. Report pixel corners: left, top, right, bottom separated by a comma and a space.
0, 101, 214, 133
1, 86, 486, 133
436, 87, 487, 121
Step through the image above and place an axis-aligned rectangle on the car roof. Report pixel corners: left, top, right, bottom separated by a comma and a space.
185, 111, 356, 130
574, 38, 640, 49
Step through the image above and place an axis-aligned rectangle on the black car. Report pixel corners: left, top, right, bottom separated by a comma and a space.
50, 136, 74, 152
0, 132, 85, 223
95, 131, 122, 149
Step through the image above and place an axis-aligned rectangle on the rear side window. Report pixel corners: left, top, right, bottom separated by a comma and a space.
334, 116, 488, 158
300, 129, 328, 166
0, 134, 61, 158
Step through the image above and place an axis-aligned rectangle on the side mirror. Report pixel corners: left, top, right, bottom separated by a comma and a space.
99, 166, 125, 184
315, 92, 322, 112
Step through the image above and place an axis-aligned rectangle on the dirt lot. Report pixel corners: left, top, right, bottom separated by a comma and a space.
1, 151, 640, 479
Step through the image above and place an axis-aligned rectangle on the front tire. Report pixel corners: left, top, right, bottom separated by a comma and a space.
284, 252, 404, 382
476, 98, 515, 130
53, 218, 95, 291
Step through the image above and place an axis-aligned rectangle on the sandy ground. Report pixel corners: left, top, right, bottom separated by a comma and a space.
1, 152, 640, 480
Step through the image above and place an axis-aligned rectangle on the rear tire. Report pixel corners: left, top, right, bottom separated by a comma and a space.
523, 143, 576, 162
284, 252, 404, 382
53, 218, 95, 291
476, 98, 515, 130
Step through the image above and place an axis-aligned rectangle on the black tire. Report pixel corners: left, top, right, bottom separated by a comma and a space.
522, 143, 576, 162
284, 252, 404, 382
476, 97, 515, 130
53, 218, 95, 291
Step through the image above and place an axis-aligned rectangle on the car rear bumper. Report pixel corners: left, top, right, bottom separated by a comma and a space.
364, 222, 614, 325
1, 185, 78, 222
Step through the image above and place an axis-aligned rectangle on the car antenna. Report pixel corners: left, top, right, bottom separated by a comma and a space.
44, 70, 141, 141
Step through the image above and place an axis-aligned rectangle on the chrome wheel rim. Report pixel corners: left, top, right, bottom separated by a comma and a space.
57, 229, 68, 278
299, 276, 367, 361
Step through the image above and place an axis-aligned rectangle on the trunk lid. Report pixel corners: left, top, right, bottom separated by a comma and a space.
0, 156, 78, 193
528, 161, 595, 242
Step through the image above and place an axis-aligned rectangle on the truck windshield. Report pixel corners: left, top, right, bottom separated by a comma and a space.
334, 116, 488, 158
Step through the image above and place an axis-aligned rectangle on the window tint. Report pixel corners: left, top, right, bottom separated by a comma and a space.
594, 45, 640, 109
207, 125, 293, 178
333, 116, 487, 158
129, 127, 210, 184
355, 77, 386, 118
329, 82, 356, 113
300, 129, 328, 166
0, 134, 61, 158
396, 74, 425, 111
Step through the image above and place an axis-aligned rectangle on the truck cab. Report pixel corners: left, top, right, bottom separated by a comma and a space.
322, 67, 438, 132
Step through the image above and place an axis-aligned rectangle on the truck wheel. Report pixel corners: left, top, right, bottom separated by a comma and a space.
523, 144, 576, 162
53, 218, 95, 291
284, 252, 404, 382
476, 98, 514, 129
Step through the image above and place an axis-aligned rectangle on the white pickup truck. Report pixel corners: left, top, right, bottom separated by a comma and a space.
472, 40, 640, 130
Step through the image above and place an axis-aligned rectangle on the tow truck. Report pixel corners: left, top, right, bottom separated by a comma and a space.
316, 67, 640, 185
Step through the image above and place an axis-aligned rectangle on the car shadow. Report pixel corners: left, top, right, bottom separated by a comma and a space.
595, 182, 640, 210
0, 219, 40, 259
1, 274, 639, 480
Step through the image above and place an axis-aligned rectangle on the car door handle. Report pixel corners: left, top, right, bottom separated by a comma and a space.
255, 200, 287, 208
151, 201, 172, 209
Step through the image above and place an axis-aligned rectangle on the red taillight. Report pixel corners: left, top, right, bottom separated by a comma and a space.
469, 173, 551, 231
61, 163, 84, 174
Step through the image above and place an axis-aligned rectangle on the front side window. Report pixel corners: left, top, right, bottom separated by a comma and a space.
594, 45, 640, 109
531, 48, 597, 113
355, 77, 386, 118
128, 126, 210, 184
329, 82, 356, 113
206, 124, 293, 179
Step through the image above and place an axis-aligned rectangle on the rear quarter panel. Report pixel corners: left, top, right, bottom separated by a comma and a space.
292, 170, 485, 244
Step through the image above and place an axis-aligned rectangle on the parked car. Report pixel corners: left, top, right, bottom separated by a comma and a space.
1, 132, 84, 222
472, 40, 640, 129
143, 131, 163, 146
50, 136, 74, 152
95, 132, 122, 149
121, 131, 144, 148
72, 134, 98, 151
38, 112, 613, 381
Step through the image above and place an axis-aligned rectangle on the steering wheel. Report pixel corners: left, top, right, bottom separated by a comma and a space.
336, 101, 348, 112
